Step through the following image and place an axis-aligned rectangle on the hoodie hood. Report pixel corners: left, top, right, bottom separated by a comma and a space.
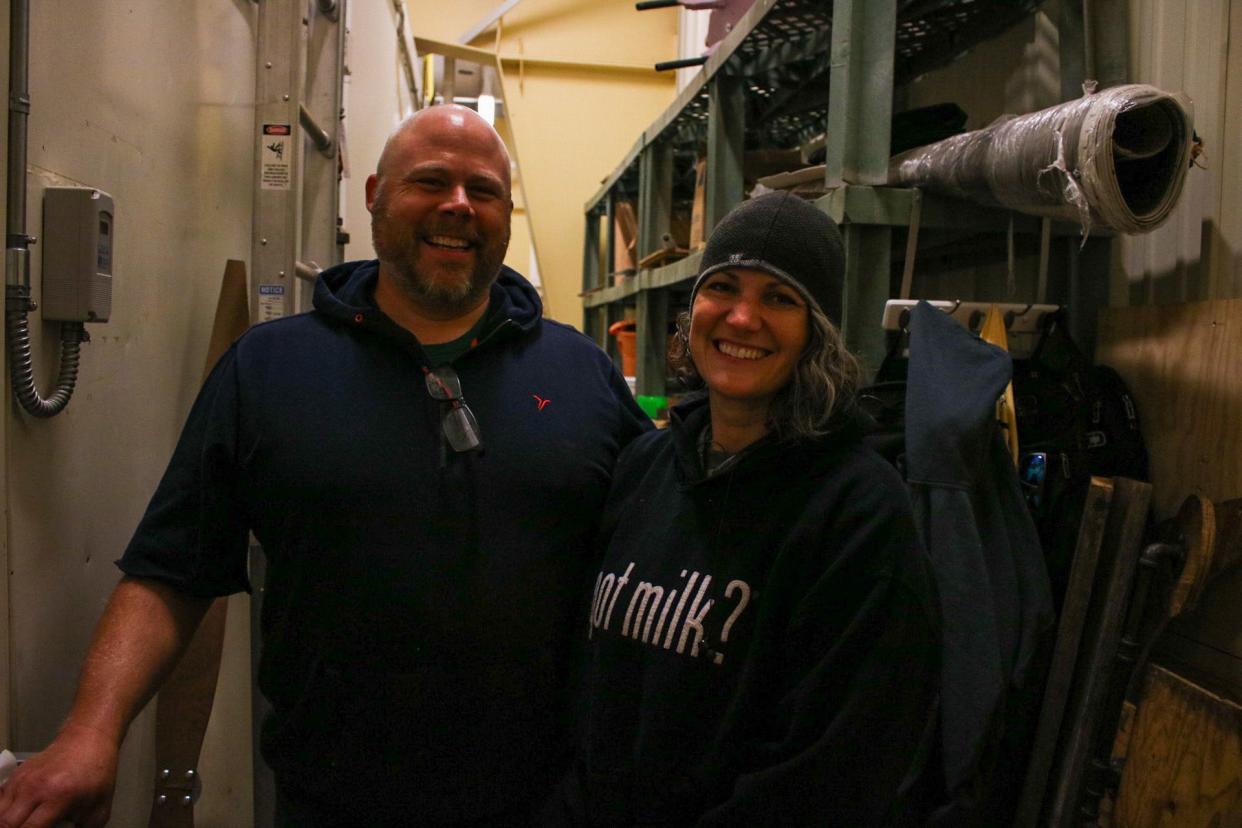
665, 392, 870, 486
904, 300, 1012, 486
312, 259, 543, 347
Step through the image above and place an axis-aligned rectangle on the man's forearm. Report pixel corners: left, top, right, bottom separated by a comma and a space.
63, 576, 213, 746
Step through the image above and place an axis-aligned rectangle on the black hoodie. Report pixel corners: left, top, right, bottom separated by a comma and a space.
120, 260, 650, 824
568, 396, 940, 826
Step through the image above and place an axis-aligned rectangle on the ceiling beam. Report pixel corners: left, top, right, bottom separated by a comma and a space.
458, 0, 525, 45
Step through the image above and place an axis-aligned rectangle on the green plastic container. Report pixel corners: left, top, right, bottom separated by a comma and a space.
635, 394, 668, 420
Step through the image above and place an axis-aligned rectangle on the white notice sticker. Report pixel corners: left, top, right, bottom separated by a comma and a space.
260, 124, 292, 190
258, 284, 286, 321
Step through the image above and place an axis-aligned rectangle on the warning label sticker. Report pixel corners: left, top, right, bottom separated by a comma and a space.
260, 124, 292, 190
258, 284, 286, 321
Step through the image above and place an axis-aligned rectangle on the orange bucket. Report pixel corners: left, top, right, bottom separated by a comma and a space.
608, 320, 638, 377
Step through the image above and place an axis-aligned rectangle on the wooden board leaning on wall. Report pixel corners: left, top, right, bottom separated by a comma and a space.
1096, 298, 1242, 699
1114, 664, 1242, 826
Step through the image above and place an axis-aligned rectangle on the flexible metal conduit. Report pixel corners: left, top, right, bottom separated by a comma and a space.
6, 0, 85, 417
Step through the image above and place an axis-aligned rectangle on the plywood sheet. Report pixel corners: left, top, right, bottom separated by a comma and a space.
1097, 299, 1242, 517
1115, 665, 1242, 827
1097, 298, 1242, 696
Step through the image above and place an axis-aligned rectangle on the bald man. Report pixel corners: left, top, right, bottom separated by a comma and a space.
0, 106, 649, 827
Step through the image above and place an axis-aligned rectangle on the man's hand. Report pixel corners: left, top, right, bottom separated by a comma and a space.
0, 578, 210, 828
0, 723, 118, 828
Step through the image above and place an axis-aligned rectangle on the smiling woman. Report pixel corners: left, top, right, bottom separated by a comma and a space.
687, 268, 810, 420
559, 192, 943, 827
668, 191, 863, 454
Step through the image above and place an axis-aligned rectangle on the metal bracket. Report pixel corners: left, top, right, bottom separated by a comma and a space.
153, 767, 203, 807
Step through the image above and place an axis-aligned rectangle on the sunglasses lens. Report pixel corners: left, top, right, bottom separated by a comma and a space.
442, 402, 481, 452
425, 368, 463, 401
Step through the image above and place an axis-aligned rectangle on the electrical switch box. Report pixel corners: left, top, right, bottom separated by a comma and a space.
41, 187, 114, 323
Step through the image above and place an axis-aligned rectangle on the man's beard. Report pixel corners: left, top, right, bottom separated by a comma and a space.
370, 206, 509, 317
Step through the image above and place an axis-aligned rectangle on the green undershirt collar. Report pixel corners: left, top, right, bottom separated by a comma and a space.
421, 312, 490, 367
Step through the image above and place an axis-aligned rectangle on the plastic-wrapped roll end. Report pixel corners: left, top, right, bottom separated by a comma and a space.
888, 83, 1195, 236
1080, 86, 1193, 234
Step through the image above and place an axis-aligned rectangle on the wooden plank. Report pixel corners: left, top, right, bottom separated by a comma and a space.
1047, 477, 1153, 828
1015, 478, 1115, 827
1114, 665, 1242, 826
1096, 299, 1242, 698
150, 260, 251, 826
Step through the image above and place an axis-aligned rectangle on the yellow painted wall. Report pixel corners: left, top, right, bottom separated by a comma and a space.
404, 0, 678, 327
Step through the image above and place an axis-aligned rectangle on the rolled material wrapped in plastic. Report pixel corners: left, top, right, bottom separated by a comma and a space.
888, 84, 1194, 235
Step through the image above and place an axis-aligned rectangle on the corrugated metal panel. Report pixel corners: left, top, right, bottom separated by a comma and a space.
0, 0, 9, 756
1216, 0, 1242, 298
1116, 0, 1232, 304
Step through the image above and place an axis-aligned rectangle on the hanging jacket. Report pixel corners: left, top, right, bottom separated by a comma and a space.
567, 395, 941, 826
904, 301, 1054, 822
119, 260, 651, 825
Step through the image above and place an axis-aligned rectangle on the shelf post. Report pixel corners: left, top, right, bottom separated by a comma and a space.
825, 0, 896, 376
705, 75, 745, 235
825, 0, 896, 186
841, 223, 891, 377
635, 288, 669, 397
582, 206, 602, 294
582, 206, 604, 341
605, 191, 617, 284
637, 138, 674, 263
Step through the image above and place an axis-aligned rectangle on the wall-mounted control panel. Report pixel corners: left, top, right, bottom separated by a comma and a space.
42, 187, 114, 323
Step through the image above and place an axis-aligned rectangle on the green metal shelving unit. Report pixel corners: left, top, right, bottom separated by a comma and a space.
583, 0, 1101, 397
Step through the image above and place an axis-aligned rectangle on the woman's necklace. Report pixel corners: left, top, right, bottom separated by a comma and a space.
698, 424, 735, 474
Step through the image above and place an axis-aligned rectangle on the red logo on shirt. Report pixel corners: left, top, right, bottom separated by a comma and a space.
532, 394, 551, 411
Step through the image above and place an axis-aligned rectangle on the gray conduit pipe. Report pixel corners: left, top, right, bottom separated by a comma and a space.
6, 0, 86, 417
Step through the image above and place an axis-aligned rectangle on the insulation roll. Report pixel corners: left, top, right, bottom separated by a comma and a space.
888, 84, 1194, 235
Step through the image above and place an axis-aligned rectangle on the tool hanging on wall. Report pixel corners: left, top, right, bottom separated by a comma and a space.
638, 0, 757, 70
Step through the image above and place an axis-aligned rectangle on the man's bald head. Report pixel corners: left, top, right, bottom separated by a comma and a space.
375, 104, 512, 194
365, 103, 515, 322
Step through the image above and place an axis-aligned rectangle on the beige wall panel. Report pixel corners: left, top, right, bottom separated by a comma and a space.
412, 0, 499, 44
494, 116, 537, 287
7, 2, 257, 825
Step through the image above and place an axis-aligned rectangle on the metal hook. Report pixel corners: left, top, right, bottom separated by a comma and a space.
1004, 303, 1034, 330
